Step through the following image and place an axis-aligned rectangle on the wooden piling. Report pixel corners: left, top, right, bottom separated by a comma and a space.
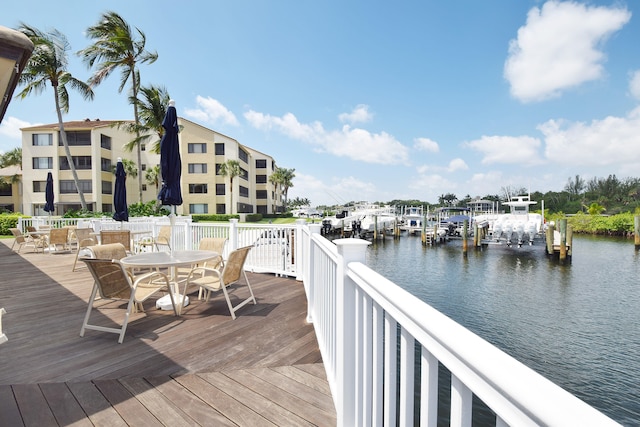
559, 218, 567, 262
635, 215, 640, 250
462, 219, 468, 254
473, 221, 479, 247
566, 224, 573, 258
545, 223, 554, 256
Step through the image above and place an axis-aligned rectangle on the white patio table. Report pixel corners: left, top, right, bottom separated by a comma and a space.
120, 250, 219, 314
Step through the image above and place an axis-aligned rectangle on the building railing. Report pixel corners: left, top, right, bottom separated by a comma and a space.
15, 217, 622, 425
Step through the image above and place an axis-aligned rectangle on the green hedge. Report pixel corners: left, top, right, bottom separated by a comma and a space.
191, 214, 240, 222
0, 214, 23, 235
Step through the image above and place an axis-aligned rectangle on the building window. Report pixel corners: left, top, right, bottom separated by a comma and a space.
256, 159, 267, 168
0, 203, 14, 212
188, 163, 207, 174
60, 131, 91, 146
60, 156, 92, 170
33, 181, 47, 192
102, 180, 112, 194
101, 157, 111, 172
60, 180, 92, 194
216, 203, 226, 214
256, 190, 267, 199
216, 184, 225, 195
102, 204, 111, 212
215, 143, 224, 155
239, 185, 249, 198
188, 143, 207, 153
216, 163, 222, 175
141, 164, 146, 171
256, 174, 267, 184
239, 147, 248, 163
0, 183, 11, 196
189, 204, 209, 214
189, 184, 208, 194
32, 133, 52, 146
257, 205, 267, 214
142, 184, 147, 191
141, 144, 145, 151
239, 167, 248, 180
33, 157, 53, 169
100, 134, 111, 149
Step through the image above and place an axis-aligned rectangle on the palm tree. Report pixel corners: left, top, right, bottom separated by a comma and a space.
145, 165, 160, 191
111, 158, 138, 178
269, 167, 295, 212
268, 169, 283, 213
79, 11, 158, 203
279, 167, 295, 210
17, 25, 94, 210
0, 148, 22, 168
117, 84, 171, 155
218, 160, 242, 215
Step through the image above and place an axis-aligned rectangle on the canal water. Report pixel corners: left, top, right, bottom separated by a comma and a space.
364, 235, 640, 426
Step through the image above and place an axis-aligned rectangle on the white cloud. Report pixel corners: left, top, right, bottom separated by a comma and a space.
184, 96, 239, 126
0, 116, 34, 153
465, 135, 542, 165
539, 106, 640, 166
504, 1, 630, 102
244, 110, 409, 165
630, 70, 640, 101
447, 158, 468, 172
289, 173, 378, 206
338, 104, 373, 124
414, 137, 439, 153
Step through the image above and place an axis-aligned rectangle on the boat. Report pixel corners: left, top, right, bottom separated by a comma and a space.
477, 195, 544, 247
400, 206, 424, 235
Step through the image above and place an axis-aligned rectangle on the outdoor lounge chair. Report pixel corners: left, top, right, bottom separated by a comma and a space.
185, 245, 256, 319
10, 228, 46, 253
48, 227, 70, 253
137, 226, 171, 252
72, 227, 98, 271
80, 258, 177, 343
100, 230, 131, 253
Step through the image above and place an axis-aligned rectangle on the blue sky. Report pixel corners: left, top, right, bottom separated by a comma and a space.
2, 1, 640, 207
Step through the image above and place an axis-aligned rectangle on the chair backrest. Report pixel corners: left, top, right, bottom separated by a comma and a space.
222, 246, 252, 285
75, 228, 97, 248
156, 226, 172, 246
199, 237, 227, 254
49, 227, 69, 245
83, 258, 132, 300
198, 237, 227, 268
26, 226, 37, 233
86, 242, 128, 260
101, 230, 131, 251
9, 228, 25, 243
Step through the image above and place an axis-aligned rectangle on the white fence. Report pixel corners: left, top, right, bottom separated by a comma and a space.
16, 217, 622, 425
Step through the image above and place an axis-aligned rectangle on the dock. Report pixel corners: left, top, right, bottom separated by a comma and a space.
0, 240, 336, 426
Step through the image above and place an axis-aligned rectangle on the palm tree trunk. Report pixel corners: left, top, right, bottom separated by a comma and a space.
54, 89, 87, 210
132, 70, 143, 203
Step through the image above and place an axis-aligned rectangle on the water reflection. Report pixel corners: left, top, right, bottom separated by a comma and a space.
365, 235, 639, 425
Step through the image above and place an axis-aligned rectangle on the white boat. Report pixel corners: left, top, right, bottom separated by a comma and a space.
400, 206, 424, 235
478, 195, 544, 247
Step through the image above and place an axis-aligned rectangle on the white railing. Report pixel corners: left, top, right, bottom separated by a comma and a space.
303, 226, 621, 426
14, 217, 622, 425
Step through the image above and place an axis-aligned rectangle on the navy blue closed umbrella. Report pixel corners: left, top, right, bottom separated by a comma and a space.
112, 158, 128, 222
43, 171, 54, 214
158, 100, 182, 208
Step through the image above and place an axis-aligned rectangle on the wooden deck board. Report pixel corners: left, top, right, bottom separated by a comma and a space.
0, 240, 335, 426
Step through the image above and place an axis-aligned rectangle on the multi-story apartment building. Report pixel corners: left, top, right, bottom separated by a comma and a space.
17, 118, 284, 216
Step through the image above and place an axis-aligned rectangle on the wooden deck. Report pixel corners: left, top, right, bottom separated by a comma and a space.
0, 240, 336, 426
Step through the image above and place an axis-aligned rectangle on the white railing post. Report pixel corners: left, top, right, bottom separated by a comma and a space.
229, 218, 238, 251
295, 219, 306, 281
334, 238, 370, 427
306, 224, 321, 323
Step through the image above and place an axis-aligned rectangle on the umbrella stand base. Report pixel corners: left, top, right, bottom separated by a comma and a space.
156, 294, 189, 311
